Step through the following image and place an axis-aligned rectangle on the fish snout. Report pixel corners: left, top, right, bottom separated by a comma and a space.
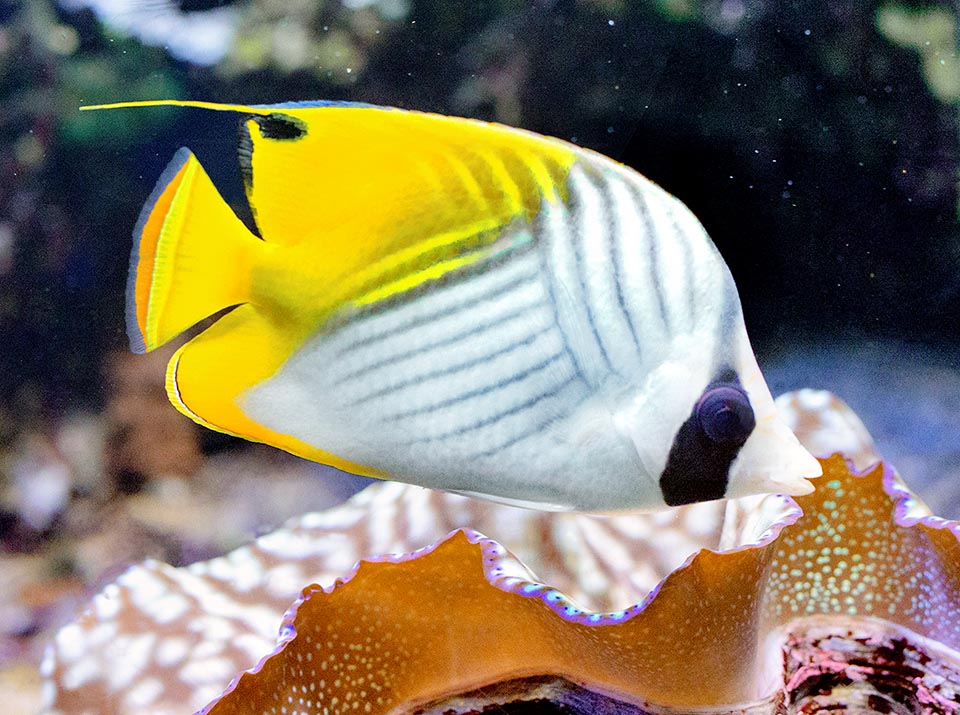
725, 419, 823, 499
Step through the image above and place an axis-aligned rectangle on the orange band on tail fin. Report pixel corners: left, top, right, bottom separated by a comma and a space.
127, 148, 191, 352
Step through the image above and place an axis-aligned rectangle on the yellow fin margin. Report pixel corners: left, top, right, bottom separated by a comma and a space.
81, 99, 274, 114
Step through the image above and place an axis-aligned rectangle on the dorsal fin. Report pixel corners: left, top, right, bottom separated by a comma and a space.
82, 99, 581, 250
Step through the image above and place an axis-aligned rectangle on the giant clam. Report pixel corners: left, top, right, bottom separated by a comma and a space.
41, 391, 960, 714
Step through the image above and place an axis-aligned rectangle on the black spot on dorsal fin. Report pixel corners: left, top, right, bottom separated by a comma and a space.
237, 113, 307, 189
255, 112, 307, 141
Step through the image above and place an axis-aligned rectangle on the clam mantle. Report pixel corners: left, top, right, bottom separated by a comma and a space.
198, 456, 960, 713
42, 392, 960, 714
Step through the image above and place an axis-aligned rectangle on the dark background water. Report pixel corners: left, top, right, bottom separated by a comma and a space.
0, 0, 957, 489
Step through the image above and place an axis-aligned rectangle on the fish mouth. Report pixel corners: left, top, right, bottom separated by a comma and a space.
725, 419, 823, 499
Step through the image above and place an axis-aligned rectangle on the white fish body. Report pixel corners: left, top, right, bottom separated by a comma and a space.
96, 99, 821, 511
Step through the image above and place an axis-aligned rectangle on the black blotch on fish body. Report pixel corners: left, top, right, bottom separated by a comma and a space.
178, 0, 241, 11
659, 368, 755, 506
256, 113, 308, 141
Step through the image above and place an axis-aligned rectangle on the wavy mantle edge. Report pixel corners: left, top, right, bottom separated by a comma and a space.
192, 453, 960, 714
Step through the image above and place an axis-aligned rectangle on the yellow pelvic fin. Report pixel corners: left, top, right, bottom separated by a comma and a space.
128, 148, 264, 353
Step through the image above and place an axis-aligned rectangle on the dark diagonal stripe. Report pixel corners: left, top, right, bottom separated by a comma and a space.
570, 171, 613, 371
632, 182, 672, 335
533, 211, 588, 384
333, 252, 539, 357
590, 170, 642, 357
389, 351, 566, 422
407, 368, 578, 443
325, 143, 550, 356
345, 322, 555, 406
469, 377, 583, 458
334, 297, 544, 385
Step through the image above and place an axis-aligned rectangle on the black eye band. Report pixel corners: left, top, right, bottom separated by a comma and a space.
660, 373, 758, 506
695, 383, 755, 445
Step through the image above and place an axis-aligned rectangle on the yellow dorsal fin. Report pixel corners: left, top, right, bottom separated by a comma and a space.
237, 103, 578, 251
84, 99, 580, 249
235, 103, 582, 324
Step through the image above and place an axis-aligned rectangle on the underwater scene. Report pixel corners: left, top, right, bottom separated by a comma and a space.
2, 0, 960, 712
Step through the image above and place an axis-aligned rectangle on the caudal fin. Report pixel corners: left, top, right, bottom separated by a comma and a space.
127, 148, 262, 353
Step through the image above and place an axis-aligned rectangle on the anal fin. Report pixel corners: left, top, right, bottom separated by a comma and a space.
167, 305, 384, 479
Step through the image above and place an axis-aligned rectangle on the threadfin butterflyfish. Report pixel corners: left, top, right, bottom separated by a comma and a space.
86, 99, 822, 511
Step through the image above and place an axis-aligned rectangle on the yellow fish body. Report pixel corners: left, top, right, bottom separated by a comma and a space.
94, 99, 821, 511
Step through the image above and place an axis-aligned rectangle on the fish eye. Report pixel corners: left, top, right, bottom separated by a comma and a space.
695, 383, 755, 444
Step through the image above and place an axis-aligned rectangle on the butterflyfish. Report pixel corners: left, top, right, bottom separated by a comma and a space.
86, 99, 821, 511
